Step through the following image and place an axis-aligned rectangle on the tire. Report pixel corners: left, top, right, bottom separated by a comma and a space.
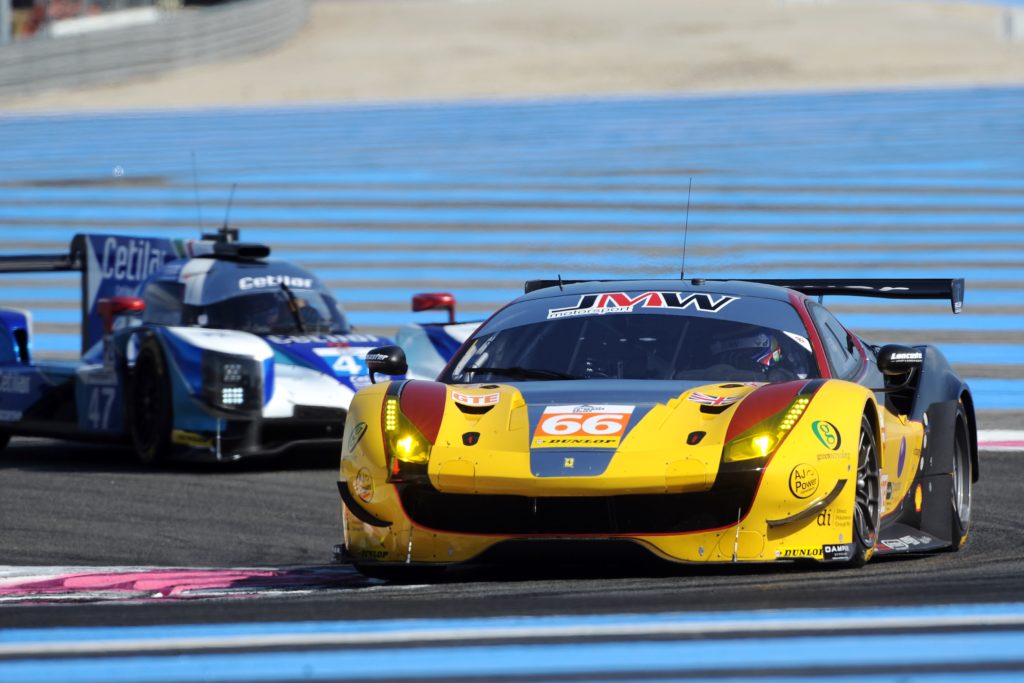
129, 340, 173, 465
0, 432, 10, 453
848, 414, 881, 566
353, 562, 447, 584
949, 404, 972, 551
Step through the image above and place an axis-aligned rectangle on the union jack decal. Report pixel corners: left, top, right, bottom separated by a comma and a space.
688, 392, 741, 407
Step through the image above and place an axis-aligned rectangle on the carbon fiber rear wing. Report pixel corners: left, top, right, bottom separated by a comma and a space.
748, 278, 964, 314
0, 250, 82, 273
525, 278, 965, 314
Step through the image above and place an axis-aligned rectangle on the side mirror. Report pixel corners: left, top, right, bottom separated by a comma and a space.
365, 346, 408, 384
877, 345, 924, 377
97, 296, 145, 335
412, 292, 455, 324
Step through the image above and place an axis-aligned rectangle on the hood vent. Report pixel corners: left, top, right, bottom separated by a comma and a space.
456, 403, 495, 415
700, 404, 735, 415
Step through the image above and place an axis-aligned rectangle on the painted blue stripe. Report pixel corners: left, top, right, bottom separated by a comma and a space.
3, 243, 1024, 268
940, 345, 1024, 365
7, 601, 1024, 645
3, 631, 1024, 683
3, 227, 1024, 249
20, 306, 1024, 331
2, 187, 1024, 209
0, 205, 1021, 228
964, 378, 1024, 410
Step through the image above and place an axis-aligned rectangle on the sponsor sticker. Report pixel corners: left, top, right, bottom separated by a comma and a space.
267, 333, 383, 345
822, 543, 854, 561
878, 534, 933, 552
532, 404, 634, 449
789, 463, 819, 499
451, 390, 500, 407
811, 420, 842, 450
347, 422, 367, 452
547, 291, 737, 320
897, 436, 907, 477
171, 430, 213, 449
688, 392, 741, 407
0, 373, 30, 395
781, 544, 852, 560
238, 275, 313, 291
353, 468, 374, 503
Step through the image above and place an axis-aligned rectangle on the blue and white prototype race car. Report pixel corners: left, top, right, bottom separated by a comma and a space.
0, 229, 397, 463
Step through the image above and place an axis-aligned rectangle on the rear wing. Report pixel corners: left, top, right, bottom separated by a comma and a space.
748, 278, 964, 314
0, 251, 82, 274
0, 231, 271, 355
525, 278, 965, 314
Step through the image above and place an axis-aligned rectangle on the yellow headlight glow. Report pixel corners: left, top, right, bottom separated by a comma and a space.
752, 434, 774, 457
722, 397, 810, 463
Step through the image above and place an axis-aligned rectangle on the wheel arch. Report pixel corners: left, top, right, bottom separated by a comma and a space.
959, 388, 979, 483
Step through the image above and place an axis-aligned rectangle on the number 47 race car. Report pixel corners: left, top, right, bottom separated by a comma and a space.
339, 277, 976, 578
0, 229, 398, 463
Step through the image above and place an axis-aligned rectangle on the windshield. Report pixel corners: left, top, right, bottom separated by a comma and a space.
182, 288, 351, 335
443, 295, 819, 384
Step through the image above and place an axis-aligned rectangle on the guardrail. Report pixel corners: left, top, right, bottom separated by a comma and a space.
0, 0, 309, 99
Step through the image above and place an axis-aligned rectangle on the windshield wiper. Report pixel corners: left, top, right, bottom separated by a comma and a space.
464, 365, 580, 381
279, 282, 306, 333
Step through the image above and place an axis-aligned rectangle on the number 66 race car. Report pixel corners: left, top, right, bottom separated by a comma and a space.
0, 229, 398, 463
339, 277, 975, 578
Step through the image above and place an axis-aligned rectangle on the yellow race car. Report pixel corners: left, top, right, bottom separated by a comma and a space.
338, 278, 975, 579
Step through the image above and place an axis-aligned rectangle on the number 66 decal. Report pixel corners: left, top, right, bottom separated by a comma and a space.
532, 405, 635, 449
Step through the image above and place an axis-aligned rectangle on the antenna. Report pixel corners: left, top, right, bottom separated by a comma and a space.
558, 274, 564, 291
680, 177, 692, 279
190, 152, 204, 234
219, 183, 239, 242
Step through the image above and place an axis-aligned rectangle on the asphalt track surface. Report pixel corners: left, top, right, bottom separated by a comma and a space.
1, 435, 1022, 632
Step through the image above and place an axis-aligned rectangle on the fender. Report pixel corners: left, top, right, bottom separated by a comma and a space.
911, 345, 977, 482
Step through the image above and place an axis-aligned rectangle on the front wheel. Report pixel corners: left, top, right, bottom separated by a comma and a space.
949, 404, 973, 550
128, 341, 173, 465
848, 414, 881, 566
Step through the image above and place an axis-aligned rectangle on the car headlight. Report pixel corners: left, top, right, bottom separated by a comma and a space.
723, 397, 810, 463
201, 351, 263, 413
382, 395, 432, 481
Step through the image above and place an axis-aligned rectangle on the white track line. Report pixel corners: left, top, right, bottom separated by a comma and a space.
979, 430, 1024, 452
4, 612, 1024, 656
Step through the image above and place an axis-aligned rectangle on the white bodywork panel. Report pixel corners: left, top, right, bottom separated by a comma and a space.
395, 322, 479, 380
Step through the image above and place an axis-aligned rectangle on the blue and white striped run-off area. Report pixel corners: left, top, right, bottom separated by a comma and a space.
0, 87, 1020, 410
4, 603, 1024, 682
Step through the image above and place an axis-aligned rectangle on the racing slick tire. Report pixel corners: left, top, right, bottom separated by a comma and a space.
848, 413, 881, 567
128, 339, 174, 465
948, 403, 973, 551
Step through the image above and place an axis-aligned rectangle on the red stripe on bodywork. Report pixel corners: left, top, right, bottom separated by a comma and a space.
724, 380, 805, 443
399, 380, 448, 443
789, 290, 831, 379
